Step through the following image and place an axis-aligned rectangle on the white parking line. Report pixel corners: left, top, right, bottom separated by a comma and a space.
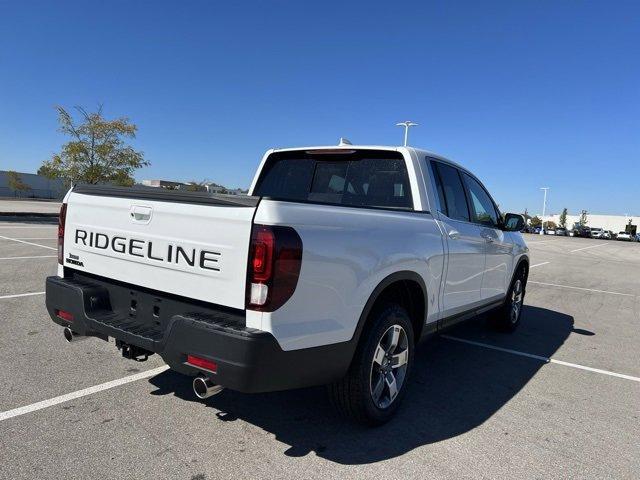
13, 237, 56, 240
0, 365, 170, 422
527, 240, 556, 246
443, 335, 640, 383
0, 235, 56, 250
0, 292, 46, 300
570, 243, 608, 253
0, 255, 56, 260
528, 281, 635, 297
529, 262, 550, 268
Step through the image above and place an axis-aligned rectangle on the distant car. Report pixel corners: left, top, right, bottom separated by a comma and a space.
546, 229, 556, 235
616, 232, 634, 241
572, 226, 591, 238
555, 228, 567, 236
534, 227, 542, 234
590, 227, 604, 238
602, 230, 613, 240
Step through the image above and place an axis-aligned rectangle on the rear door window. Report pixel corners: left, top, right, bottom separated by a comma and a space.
254, 150, 413, 210
461, 172, 499, 227
431, 161, 470, 222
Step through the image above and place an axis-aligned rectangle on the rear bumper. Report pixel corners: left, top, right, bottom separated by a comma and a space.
45, 272, 354, 393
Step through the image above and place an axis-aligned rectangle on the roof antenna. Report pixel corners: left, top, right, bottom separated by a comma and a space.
338, 137, 352, 146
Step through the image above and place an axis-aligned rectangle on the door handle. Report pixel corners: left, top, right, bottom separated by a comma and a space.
448, 230, 460, 240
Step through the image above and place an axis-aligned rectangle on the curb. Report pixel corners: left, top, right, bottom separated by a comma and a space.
0, 212, 59, 217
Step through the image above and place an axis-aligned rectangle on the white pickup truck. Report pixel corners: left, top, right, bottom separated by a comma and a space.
46, 143, 528, 424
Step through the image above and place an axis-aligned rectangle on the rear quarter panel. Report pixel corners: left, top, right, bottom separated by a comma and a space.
251, 200, 445, 351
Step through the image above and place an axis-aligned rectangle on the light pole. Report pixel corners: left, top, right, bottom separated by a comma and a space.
540, 187, 549, 235
396, 121, 418, 146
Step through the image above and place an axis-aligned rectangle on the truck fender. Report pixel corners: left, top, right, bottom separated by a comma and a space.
349, 271, 428, 347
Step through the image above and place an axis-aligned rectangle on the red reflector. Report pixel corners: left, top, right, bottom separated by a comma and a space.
187, 355, 218, 373
56, 309, 74, 322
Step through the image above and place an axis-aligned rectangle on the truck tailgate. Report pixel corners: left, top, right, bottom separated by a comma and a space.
63, 186, 258, 309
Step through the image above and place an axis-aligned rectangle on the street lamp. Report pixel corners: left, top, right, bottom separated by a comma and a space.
540, 187, 549, 235
396, 121, 418, 146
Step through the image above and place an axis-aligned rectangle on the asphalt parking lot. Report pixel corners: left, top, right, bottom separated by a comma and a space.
0, 220, 638, 479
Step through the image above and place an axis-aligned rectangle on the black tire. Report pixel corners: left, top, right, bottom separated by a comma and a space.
328, 304, 415, 426
492, 266, 527, 332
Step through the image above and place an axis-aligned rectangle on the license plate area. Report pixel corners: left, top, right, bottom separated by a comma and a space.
127, 291, 167, 331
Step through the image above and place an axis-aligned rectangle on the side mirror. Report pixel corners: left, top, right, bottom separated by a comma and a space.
503, 213, 525, 232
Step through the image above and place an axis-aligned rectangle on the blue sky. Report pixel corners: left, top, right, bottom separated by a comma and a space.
1, 1, 638, 215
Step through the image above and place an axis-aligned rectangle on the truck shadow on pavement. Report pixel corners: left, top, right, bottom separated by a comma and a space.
148, 305, 574, 465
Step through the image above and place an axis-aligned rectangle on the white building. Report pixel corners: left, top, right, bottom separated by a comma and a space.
0, 170, 65, 199
543, 213, 638, 234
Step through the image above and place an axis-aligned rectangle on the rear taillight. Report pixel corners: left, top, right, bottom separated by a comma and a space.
251, 227, 274, 282
246, 224, 302, 312
57, 203, 67, 265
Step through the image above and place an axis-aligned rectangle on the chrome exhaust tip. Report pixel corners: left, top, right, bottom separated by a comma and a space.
63, 327, 88, 343
193, 376, 224, 399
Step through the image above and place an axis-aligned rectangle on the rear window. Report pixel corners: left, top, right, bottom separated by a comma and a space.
253, 150, 413, 210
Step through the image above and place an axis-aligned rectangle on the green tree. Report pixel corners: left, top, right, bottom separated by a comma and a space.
558, 208, 568, 228
6, 171, 30, 193
579, 210, 588, 226
530, 216, 542, 228
39, 105, 149, 186
546, 220, 558, 230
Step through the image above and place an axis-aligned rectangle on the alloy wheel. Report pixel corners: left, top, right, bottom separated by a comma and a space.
511, 278, 523, 323
370, 324, 409, 409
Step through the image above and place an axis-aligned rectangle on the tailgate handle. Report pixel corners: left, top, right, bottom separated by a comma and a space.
130, 205, 153, 223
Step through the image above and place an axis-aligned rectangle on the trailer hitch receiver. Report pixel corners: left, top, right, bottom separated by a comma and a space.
116, 339, 154, 362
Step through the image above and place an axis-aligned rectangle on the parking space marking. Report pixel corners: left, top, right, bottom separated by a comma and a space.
528, 281, 635, 297
0, 255, 56, 260
0, 292, 45, 300
526, 240, 557, 246
443, 335, 640, 383
529, 262, 550, 268
570, 243, 609, 253
0, 365, 170, 422
0, 235, 56, 250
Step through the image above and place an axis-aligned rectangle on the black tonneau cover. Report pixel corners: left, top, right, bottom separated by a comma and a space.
72, 184, 259, 207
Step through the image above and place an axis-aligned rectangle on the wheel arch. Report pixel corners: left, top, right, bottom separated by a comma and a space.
351, 271, 428, 348
514, 255, 530, 282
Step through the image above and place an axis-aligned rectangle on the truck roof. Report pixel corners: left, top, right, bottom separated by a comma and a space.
270, 144, 466, 172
